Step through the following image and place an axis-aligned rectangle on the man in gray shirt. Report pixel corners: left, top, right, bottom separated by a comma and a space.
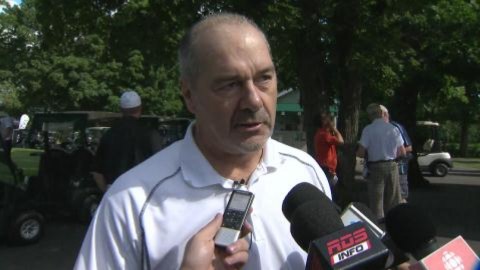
356, 103, 406, 219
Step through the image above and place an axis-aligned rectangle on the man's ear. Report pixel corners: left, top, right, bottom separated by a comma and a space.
180, 79, 196, 114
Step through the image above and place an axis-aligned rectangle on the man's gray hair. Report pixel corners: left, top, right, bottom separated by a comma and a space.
178, 13, 270, 83
379, 104, 389, 118
379, 104, 388, 113
366, 103, 383, 120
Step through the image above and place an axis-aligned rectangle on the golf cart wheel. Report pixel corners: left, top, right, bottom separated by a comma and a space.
431, 163, 449, 177
8, 211, 44, 245
79, 194, 100, 224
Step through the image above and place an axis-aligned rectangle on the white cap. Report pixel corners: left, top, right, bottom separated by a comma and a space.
120, 91, 141, 109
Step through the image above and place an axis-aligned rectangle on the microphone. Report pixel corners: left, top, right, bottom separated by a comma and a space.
385, 203, 437, 260
282, 181, 340, 223
283, 183, 390, 269
385, 203, 479, 269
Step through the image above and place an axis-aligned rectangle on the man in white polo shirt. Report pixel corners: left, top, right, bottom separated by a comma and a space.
356, 103, 406, 219
75, 13, 330, 270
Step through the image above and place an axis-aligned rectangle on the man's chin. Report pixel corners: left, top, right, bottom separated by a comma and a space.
237, 142, 263, 153
236, 136, 269, 153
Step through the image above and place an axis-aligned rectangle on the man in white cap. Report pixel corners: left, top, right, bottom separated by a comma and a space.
91, 90, 163, 192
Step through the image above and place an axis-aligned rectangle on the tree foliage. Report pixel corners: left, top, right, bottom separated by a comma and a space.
1, 0, 478, 160
0, 0, 194, 115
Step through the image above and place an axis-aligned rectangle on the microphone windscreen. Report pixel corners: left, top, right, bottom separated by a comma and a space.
282, 182, 328, 222
385, 203, 436, 253
290, 200, 344, 251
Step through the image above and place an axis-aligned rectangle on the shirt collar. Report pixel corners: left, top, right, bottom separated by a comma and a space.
372, 118, 385, 124
179, 122, 281, 189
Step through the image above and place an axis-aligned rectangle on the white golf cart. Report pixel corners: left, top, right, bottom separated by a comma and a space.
416, 121, 453, 177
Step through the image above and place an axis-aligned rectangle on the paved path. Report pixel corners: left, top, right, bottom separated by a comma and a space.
0, 218, 87, 270
349, 163, 480, 254
0, 167, 478, 269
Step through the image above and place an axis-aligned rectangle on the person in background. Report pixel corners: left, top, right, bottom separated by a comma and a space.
380, 105, 413, 202
314, 112, 344, 195
75, 13, 330, 270
356, 103, 405, 219
91, 90, 163, 192
0, 100, 14, 160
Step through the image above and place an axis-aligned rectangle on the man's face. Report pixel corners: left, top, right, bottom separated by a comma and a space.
382, 112, 390, 122
182, 24, 277, 156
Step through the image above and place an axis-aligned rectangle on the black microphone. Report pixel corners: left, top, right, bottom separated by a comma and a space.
385, 203, 438, 260
282, 181, 340, 223
283, 183, 390, 269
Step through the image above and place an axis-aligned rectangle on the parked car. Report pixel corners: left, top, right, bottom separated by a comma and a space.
416, 121, 453, 177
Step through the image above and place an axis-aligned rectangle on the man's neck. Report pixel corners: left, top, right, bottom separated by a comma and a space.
207, 149, 263, 182
193, 130, 264, 182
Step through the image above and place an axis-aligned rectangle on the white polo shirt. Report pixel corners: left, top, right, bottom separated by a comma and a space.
359, 118, 404, 162
74, 123, 331, 270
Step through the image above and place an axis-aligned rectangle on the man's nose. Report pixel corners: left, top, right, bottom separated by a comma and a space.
240, 80, 262, 111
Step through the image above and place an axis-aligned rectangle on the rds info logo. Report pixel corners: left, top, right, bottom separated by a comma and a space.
327, 227, 371, 265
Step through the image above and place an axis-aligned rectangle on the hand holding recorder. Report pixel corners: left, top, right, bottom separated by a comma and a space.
181, 190, 254, 270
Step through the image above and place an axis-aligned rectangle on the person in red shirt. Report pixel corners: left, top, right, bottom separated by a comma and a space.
314, 113, 344, 192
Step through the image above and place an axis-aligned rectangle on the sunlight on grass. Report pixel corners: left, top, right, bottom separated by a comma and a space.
453, 158, 480, 170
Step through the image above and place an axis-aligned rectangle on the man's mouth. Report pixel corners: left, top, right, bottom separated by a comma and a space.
239, 122, 261, 127
236, 122, 263, 130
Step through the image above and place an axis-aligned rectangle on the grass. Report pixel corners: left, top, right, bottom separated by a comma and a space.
452, 158, 480, 170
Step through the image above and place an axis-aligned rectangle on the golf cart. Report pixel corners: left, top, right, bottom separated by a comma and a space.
0, 135, 45, 245
0, 115, 46, 246
157, 117, 191, 147
416, 121, 453, 177
10, 111, 121, 224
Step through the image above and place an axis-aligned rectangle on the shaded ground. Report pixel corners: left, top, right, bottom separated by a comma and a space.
408, 183, 480, 242
0, 166, 478, 269
345, 163, 480, 253
0, 218, 87, 270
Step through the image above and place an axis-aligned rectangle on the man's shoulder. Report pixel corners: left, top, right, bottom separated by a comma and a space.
114, 140, 183, 188
270, 139, 317, 165
361, 122, 376, 133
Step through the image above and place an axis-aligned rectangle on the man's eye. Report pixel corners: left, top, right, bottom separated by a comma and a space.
255, 74, 272, 84
219, 81, 241, 91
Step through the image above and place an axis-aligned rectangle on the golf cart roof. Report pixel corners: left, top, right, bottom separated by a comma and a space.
42, 111, 122, 120
28, 111, 123, 132
417, 121, 440, 126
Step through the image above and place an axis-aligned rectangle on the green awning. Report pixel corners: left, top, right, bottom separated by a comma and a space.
277, 103, 303, 112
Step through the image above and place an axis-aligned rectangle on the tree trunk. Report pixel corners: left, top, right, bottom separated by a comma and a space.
296, 10, 330, 157
459, 118, 469, 157
392, 80, 429, 188
336, 70, 362, 208
329, 0, 362, 207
